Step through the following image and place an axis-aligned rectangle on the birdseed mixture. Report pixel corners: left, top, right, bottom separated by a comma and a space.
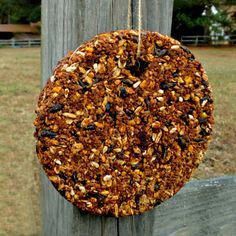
34, 30, 214, 217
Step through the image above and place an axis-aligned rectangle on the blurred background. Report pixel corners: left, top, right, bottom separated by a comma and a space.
0, 0, 235, 235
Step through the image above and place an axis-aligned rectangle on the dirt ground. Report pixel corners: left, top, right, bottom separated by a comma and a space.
0, 47, 235, 235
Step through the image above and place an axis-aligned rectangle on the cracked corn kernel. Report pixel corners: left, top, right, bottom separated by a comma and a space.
34, 30, 213, 217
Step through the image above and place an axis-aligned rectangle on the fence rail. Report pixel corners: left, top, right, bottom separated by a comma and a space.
181, 35, 236, 46
0, 39, 41, 48
1, 36, 236, 48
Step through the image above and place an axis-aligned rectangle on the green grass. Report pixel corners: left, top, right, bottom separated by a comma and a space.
0, 47, 235, 235
191, 47, 236, 179
0, 48, 40, 236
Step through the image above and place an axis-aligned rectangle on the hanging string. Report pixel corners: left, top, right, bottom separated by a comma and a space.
137, 0, 142, 58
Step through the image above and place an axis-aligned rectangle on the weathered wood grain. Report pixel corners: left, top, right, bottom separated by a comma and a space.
132, 0, 174, 34
42, 172, 236, 236
40, 1, 236, 236
41, 0, 173, 85
118, 176, 236, 236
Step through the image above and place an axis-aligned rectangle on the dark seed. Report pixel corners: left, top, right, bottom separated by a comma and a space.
180, 45, 192, 54
172, 71, 179, 77
122, 79, 134, 87
109, 111, 117, 124
162, 145, 168, 158
202, 80, 209, 86
96, 114, 103, 120
198, 118, 207, 124
135, 195, 140, 205
43, 163, 51, 170
189, 56, 195, 61
107, 145, 114, 153
138, 131, 148, 150
105, 102, 112, 112
93, 77, 100, 84
70, 130, 79, 139
180, 45, 195, 60
154, 200, 162, 207
126, 59, 149, 77
49, 103, 63, 113
41, 146, 48, 152
188, 108, 194, 114
40, 130, 57, 138
131, 34, 138, 43
58, 172, 67, 181
86, 192, 106, 207
71, 172, 78, 183
76, 122, 81, 128
155, 48, 168, 57
125, 109, 134, 117
84, 124, 96, 131
200, 96, 213, 104
200, 127, 210, 137
180, 114, 189, 125
144, 97, 150, 109
194, 138, 205, 143
81, 180, 87, 185
51, 182, 58, 189
78, 80, 90, 93
130, 177, 134, 185
160, 82, 177, 90
120, 87, 127, 98
118, 194, 128, 204
140, 116, 146, 124
117, 151, 125, 159
95, 174, 101, 181
178, 136, 188, 150
58, 190, 66, 197
38, 114, 45, 121
36, 145, 39, 154
86, 191, 97, 198
167, 98, 174, 105
78, 80, 89, 88
200, 97, 207, 103
131, 162, 141, 170
165, 120, 172, 127
154, 182, 160, 191
97, 199, 104, 208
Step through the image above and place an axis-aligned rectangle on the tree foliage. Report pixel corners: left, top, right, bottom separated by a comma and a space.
172, 0, 235, 39
0, 0, 41, 24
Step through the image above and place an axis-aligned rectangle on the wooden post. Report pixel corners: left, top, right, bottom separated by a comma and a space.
41, 1, 236, 235
41, 1, 173, 235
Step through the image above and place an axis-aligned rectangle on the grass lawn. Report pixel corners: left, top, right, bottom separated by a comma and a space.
0, 47, 235, 235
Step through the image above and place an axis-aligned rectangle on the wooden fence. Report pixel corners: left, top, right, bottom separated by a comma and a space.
41, 0, 236, 235
181, 35, 236, 46
0, 39, 41, 48
1, 36, 236, 48
42, 174, 236, 236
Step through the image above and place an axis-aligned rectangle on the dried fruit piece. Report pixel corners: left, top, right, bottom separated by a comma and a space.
84, 125, 96, 131
119, 87, 127, 98
126, 59, 149, 77
160, 82, 177, 90
155, 48, 168, 57
40, 130, 57, 139
178, 136, 188, 150
105, 102, 112, 112
49, 103, 63, 113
